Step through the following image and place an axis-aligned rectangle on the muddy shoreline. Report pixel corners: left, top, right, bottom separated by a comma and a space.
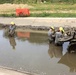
0, 17, 76, 33
0, 23, 76, 34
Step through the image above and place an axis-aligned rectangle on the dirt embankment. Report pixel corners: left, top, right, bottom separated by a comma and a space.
0, 17, 76, 34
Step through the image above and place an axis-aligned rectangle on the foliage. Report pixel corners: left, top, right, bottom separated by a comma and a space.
0, 13, 76, 17
30, 13, 76, 17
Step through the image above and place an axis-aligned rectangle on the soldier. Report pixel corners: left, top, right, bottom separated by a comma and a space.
9, 22, 16, 36
48, 26, 55, 43
55, 27, 64, 46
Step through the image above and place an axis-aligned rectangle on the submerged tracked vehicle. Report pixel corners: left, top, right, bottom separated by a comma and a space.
49, 30, 76, 53
59, 31, 76, 53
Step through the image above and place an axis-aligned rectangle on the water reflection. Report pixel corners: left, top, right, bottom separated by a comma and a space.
58, 52, 76, 72
17, 32, 30, 38
48, 41, 76, 73
48, 43, 62, 58
1, 28, 76, 75
29, 33, 48, 44
58, 42, 76, 73
3, 29, 48, 51
3, 29, 48, 44
62, 42, 69, 55
8, 36, 16, 50
3, 29, 16, 50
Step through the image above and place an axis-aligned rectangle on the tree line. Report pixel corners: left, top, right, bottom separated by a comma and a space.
0, 0, 76, 4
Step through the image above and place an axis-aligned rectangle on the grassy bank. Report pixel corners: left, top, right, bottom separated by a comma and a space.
0, 13, 76, 17
0, 3, 76, 17
30, 13, 76, 17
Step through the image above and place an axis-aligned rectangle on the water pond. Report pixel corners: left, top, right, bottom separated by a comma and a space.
0, 29, 76, 75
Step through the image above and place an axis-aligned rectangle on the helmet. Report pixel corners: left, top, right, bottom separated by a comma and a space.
51, 26, 54, 30
11, 22, 15, 25
59, 27, 64, 33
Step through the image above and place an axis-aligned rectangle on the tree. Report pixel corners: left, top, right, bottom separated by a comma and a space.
41, 0, 44, 2
51, 0, 53, 3
72, 0, 75, 4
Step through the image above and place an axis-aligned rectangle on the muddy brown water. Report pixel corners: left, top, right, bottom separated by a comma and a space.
0, 29, 76, 75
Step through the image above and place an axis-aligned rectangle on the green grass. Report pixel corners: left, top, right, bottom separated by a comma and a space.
0, 3, 76, 17
0, 14, 16, 17
30, 3, 76, 11
0, 13, 76, 17
30, 13, 76, 17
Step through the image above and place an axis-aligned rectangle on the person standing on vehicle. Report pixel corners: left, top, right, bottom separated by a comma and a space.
55, 27, 64, 46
